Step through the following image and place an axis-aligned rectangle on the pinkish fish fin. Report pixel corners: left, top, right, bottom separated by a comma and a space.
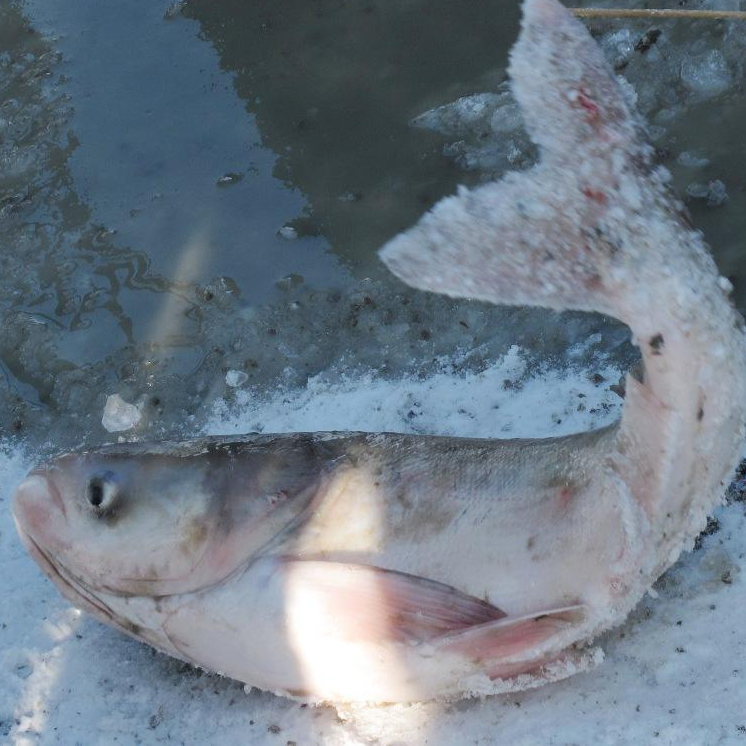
279, 559, 507, 642
509, 0, 642, 160
379, 0, 647, 320
379, 173, 619, 317
438, 604, 587, 679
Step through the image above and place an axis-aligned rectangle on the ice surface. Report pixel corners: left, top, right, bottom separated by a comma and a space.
3, 356, 746, 743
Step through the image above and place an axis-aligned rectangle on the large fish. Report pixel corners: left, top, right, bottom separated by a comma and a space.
13, 0, 746, 703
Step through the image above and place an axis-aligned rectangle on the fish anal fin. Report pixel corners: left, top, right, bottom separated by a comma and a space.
281, 559, 506, 643
439, 604, 588, 680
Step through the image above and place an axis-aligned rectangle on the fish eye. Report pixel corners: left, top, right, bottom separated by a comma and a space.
86, 471, 120, 512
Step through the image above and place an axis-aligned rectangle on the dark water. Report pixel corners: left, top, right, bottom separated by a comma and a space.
1, 0, 743, 451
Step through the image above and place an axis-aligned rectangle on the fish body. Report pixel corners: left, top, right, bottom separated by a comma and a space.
13, 0, 746, 703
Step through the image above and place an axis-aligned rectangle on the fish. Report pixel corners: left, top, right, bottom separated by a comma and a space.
13, 0, 746, 704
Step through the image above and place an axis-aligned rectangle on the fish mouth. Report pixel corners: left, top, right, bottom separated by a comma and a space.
14, 519, 137, 638
24, 469, 68, 518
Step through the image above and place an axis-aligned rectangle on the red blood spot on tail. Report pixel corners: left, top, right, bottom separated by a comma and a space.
558, 487, 574, 510
582, 187, 607, 205
575, 89, 600, 123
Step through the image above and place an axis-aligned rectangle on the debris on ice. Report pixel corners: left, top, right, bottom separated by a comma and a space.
225, 369, 249, 388
101, 394, 142, 432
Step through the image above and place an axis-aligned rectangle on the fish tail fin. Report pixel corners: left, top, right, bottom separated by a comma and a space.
379, 0, 649, 319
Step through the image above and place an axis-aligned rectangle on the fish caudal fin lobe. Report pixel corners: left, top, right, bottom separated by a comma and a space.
380, 0, 648, 316
381, 0, 746, 603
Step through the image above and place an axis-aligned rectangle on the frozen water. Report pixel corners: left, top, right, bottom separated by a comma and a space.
101, 394, 142, 433
686, 179, 729, 207
680, 49, 733, 99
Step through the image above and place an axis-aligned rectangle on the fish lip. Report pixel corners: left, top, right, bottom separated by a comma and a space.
15, 521, 123, 629
22, 468, 68, 520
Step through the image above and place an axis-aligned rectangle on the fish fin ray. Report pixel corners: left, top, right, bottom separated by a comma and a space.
380, 173, 617, 315
280, 558, 507, 642
438, 603, 588, 680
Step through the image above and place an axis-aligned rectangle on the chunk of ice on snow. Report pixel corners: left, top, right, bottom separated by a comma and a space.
680, 50, 732, 99
226, 370, 249, 388
686, 179, 728, 207
102, 394, 142, 432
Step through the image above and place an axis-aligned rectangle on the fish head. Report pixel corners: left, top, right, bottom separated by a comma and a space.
13, 439, 321, 608
12, 448, 229, 601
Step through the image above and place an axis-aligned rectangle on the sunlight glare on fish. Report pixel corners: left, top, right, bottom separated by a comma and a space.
283, 466, 420, 703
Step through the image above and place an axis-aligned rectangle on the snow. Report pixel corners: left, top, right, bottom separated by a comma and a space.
2, 348, 745, 743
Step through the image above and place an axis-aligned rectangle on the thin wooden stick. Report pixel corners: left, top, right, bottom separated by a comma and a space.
571, 7, 746, 20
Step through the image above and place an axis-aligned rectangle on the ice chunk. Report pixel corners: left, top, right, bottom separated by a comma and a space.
216, 172, 243, 187
102, 394, 142, 432
677, 151, 709, 169
686, 179, 728, 207
600, 28, 635, 70
411, 93, 504, 138
490, 102, 522, 134
680, 50, 732, 99
277, 226, 298, 240
225, 369, 249, 388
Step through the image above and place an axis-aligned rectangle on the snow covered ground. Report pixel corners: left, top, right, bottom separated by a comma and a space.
2, 348, 745, 745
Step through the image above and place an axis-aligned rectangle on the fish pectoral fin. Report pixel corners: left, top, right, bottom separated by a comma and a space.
438, 604, 588, 680
280, 558, 507, 643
